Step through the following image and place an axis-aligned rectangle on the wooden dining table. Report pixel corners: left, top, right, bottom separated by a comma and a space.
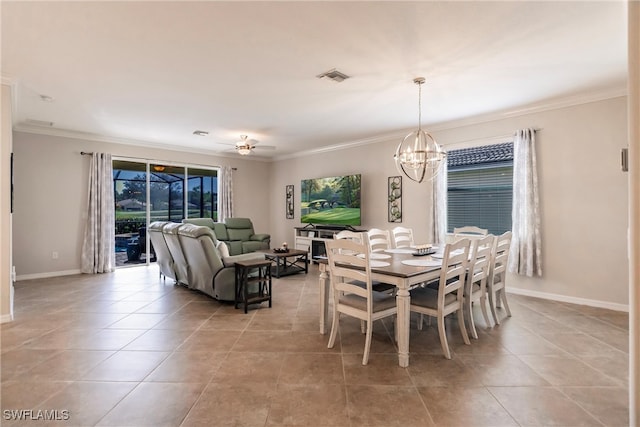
317, 248, 442, 368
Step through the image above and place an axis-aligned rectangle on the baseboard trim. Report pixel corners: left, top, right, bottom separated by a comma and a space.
16, 269, 82, 282
0, 313, 14, 323
507, 287, 629, 313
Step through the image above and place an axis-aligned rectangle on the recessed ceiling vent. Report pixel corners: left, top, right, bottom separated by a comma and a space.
316, 68, 350, 82
193, 130, 209, 136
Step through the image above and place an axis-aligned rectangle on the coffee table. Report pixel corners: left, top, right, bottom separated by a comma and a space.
257, 248, 308, 278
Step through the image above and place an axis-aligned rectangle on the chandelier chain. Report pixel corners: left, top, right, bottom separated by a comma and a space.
417, 81, 422, 131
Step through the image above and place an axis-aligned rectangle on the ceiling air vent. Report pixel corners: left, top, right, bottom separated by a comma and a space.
316, 68, 350, 82
193, 130, 209, 136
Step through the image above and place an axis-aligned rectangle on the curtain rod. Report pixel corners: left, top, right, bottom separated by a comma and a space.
80, 151, 237, 170
445, 128, 541, 148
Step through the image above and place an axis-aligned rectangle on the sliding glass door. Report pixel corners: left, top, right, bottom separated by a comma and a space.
113, 160, 218, 268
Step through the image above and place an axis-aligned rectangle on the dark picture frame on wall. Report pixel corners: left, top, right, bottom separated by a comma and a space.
286, 184, 294, 219
388, 176, 402, 222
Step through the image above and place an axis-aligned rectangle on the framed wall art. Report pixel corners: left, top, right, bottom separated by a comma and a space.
388, 176, 402, 222
286, 184, 294, 219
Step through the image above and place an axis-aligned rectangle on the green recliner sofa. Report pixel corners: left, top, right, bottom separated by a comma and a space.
181, 217, 270, 255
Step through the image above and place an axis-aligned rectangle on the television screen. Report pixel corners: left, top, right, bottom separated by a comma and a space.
300, 174, 361, 226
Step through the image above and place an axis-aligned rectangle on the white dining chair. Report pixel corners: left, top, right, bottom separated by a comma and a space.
453, 226, 488, 242
325, 238, 397, 365
391, 226, 415, 248
367, 228, 391, 252
410, 238, 472, 359
464, 234, 495, 339
488, 231, 513, 325
334, 230, 395, 295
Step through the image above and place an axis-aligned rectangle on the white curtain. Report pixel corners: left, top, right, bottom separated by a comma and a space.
219, 166, 234, 222
81, 153, 115, 274
509, 128, 542, 277
432, 160, 448, 245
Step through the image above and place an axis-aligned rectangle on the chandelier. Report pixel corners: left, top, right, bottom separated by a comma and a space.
394, 77, 446, 183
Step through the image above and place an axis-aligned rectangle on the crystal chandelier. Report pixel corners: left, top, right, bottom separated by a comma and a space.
394, 77, 446, 183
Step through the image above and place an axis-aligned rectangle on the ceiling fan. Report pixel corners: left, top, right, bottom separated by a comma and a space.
232, 135, 275, 156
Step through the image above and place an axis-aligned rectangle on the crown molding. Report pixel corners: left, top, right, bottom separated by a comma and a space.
429, 86, 628, 133
11, 85, 627, 163
12, 124, 272, 163
283, 85, 627, 160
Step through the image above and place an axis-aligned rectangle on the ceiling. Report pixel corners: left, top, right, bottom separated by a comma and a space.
1, 1, 628, 160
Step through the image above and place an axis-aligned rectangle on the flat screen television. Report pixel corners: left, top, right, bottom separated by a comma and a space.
300, 174, 361, 226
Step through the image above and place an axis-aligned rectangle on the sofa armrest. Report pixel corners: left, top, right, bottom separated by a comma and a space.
221, 252, 266, 267
251, 233, 271, 242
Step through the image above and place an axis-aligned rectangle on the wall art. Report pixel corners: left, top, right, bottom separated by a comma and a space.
286, 184, 294, 219
388, 176, 402, 222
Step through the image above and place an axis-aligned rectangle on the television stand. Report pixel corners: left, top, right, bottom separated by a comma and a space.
294, 225, 367, 262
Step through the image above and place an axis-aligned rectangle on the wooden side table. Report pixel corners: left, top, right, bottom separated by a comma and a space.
234, 259, 273, 313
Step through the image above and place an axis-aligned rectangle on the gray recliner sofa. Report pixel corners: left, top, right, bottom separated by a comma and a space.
182, 217, 270, 255
148, 221, 176, 281
176, 223, 265, 301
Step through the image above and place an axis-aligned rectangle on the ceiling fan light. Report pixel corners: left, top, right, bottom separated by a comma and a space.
236, 145, 252, 155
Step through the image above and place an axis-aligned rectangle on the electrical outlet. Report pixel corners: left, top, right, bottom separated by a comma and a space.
52, 251, 59, 259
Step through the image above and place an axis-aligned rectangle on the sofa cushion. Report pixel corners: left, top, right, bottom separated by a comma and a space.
212, 223, 229, 241
216, 240, 230, 258
224, 217, 254, 230
226, 241, 243, 256
242, 241, 268, 253
227, 228, 253, 241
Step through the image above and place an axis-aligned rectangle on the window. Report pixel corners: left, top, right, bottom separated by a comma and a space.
447, 142, 513, 235
113, 160, 218, 267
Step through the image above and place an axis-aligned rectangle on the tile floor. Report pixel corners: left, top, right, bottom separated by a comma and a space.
1, 264, 629, 426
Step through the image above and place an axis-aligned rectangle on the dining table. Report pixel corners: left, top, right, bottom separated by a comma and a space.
317, 247, 443, 368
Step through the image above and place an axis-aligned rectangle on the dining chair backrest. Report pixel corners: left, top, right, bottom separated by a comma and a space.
438, 238, 472, 301
334, 230, 365, 243
334, 230, 367, 255
487, 230, 513, 325
453, 226, 488, 242
490, 231, 512, 285
464, 234, 495, 338
325, 238, 372, 305
467, 234, 495, 291
391, 226, 415, 248
367, 228, 391, 252
325, 237, 398, 365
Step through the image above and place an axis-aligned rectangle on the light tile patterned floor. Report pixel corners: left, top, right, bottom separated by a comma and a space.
1, 264, 629, 426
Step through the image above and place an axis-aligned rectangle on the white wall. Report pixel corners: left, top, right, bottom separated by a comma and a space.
1, 84, 14, 322
271, 96, 629, 309
13, 96, 629, 309
12, 132, 271, 278
270, 139, 436, 248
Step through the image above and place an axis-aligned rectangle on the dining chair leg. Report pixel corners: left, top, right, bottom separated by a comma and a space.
458, 307, 471, 345
500, 290, 512, 317
480, 294, 492, 328
327, 310, 340, 349
488, 290, 500, 325
466, 297, 478, 339
363, 321, 372, 365
437, 314, 451, 359
360, 320, 366, 334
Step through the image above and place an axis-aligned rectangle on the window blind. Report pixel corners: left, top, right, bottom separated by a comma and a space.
447, 143, 514, 235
